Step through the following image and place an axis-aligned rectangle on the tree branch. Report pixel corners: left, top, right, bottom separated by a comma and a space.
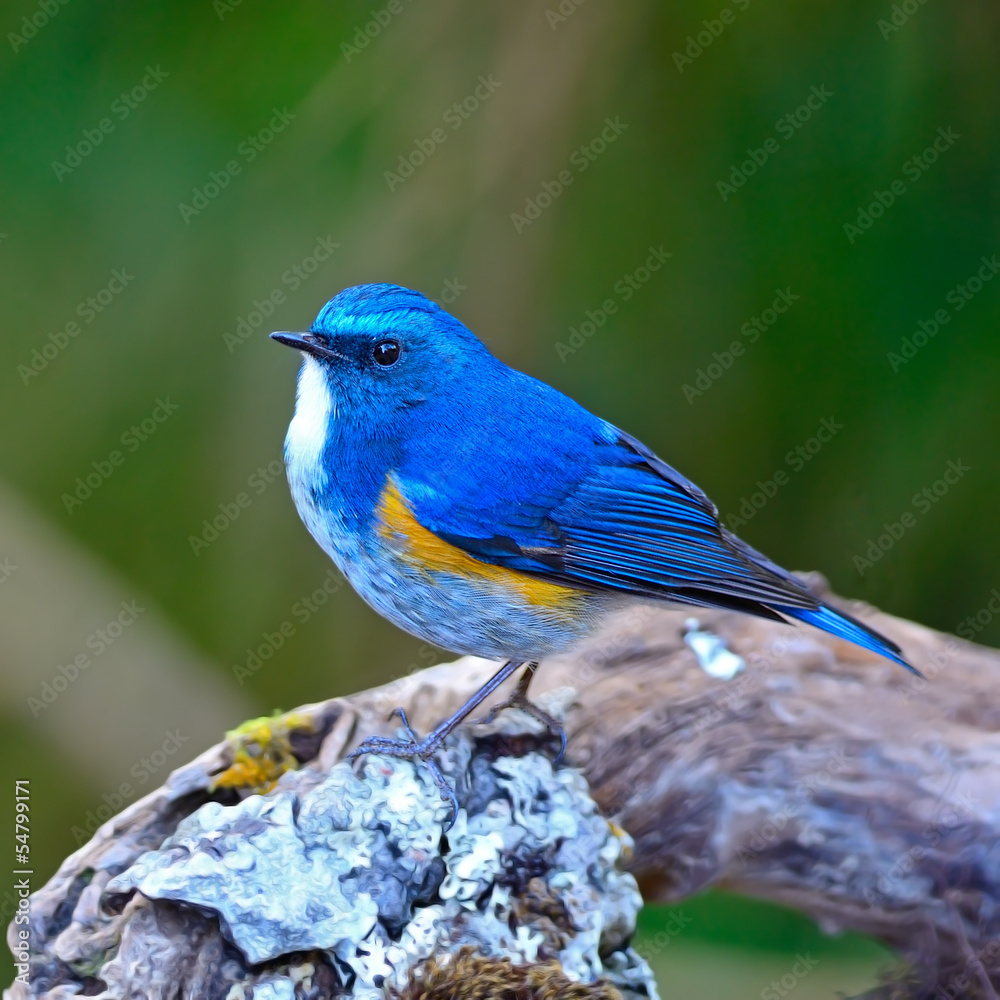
9, 575, 1000, 998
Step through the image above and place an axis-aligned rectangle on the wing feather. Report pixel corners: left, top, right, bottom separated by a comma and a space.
407, 428, 820, 611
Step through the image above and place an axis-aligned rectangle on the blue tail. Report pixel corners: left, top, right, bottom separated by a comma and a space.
776, 603, 921, 676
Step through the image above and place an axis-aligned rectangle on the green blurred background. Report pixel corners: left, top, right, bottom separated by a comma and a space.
1, 0, 997, 994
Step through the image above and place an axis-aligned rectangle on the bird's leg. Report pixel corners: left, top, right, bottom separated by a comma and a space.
349, 658, 526, 823
475, 661, 566, 762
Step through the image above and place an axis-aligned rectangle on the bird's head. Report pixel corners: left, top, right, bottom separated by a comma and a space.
271, 283, 489, 429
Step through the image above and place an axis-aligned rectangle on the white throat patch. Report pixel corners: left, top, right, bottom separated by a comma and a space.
285, 355, 333, 481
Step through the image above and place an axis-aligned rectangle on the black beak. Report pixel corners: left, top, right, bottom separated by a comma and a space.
270, 331, 348, 363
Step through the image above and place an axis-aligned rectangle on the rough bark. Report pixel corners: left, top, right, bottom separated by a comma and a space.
9, 575, 1000, 998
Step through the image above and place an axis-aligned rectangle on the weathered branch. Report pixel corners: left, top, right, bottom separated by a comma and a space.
9, 574, 1000, 998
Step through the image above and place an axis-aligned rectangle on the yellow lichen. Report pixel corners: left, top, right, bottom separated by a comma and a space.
211, 711, 312, 794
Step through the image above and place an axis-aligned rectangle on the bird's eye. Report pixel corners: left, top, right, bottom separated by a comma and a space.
373, 339, 401, 367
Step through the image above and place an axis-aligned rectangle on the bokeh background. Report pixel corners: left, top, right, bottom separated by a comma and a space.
2, 0, 998, 994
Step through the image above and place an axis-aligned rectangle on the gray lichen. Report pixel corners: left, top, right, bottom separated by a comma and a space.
16, 708, 657, 1000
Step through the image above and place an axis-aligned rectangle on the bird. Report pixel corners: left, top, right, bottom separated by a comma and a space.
271, 283, 914, 814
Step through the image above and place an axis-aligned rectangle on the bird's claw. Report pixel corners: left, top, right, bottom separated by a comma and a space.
387, 706, 419, 742
475, 692, 567, 763
349, 707, 459, 826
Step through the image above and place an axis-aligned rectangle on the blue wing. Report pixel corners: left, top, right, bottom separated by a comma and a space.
397, 381, 914, 673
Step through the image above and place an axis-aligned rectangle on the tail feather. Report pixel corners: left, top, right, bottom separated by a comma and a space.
776, 603, 921, 676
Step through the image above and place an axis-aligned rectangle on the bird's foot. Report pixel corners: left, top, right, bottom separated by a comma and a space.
477, 689, 567, 763
348, 707, 459, 824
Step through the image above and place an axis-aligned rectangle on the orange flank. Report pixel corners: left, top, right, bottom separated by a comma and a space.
376, 476, 583, 614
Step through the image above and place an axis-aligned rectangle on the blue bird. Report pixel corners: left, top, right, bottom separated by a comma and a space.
272, 283, 914, 812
